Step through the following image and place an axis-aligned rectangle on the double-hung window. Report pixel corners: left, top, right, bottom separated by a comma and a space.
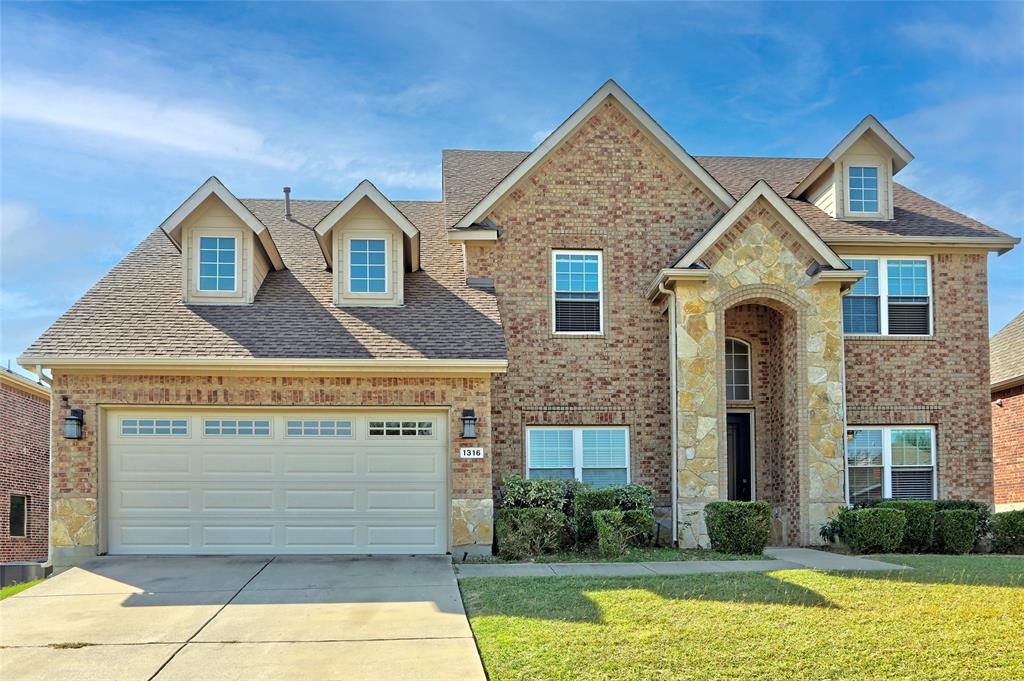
552, 250, 602, 334
198, 236, 237, 292
526, 427, 629, 487
847, 426, 936, 505
848, 166, 879, 214
841, 256, 930, 335
349, 239, 387, 293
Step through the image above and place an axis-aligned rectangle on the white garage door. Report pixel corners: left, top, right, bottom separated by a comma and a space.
105, 410, 448, 554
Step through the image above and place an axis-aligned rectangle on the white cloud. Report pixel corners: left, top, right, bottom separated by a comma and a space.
899, 7, 1024, 63
1, 74, 303, 169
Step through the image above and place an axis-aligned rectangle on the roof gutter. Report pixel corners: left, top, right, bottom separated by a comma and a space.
19, 356, 509, 377
645, 268, 711, 301
826, 235, 1020, 255
992, 375, 1024, 393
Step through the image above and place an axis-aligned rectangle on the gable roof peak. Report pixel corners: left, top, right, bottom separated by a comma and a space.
451, 79, 737, 229
158, 176, 285, 270
676, 179, 848, 271
790, 115, 914, 199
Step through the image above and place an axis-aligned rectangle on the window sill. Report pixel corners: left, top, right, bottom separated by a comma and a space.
844, 334, 936, 342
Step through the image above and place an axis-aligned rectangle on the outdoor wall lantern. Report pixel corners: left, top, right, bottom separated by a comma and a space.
63, 408, 84, 440
461, 409, 477, 439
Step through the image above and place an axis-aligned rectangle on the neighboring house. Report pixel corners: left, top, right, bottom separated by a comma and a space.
991, 311, 1024, 512
1, 367, 50, 562
19, 81, 1019, 567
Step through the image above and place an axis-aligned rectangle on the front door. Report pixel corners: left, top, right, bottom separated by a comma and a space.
726, 412, 752, 501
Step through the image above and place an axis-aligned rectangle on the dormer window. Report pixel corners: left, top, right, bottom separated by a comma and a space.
348, 238, 388, 293
848, 166, 879, 214
198, 236, 237, 292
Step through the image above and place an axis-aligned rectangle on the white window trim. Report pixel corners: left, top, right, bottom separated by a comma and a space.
525, 426, 630, 483
725, 337, 752, 401
844, 159, 884, 218
196, 233, 239, 294
551, 249, 604, 336
344, 234, 390, 298
845, 425, 937, 503
202, 418, 272, 438
842, 255, 932, 337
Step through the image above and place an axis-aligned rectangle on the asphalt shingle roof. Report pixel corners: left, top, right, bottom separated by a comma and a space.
991, 311, 1024, 388
24, 199, 505, 361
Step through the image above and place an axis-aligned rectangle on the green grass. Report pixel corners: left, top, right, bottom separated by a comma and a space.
464, 546, 768, 564
461, 554, 1024, 680
0, 579, 42, 600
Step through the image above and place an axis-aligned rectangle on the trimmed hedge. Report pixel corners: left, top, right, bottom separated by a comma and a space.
500, 474, 585, 514
574, 488, 619, 545
991, 510, 1024, 554
495, 508, 567, 560
877, 500, 936, 552
843, 508, 906, 554
704, 501, 771, 555
934, 499, 990, 547
593, 508, 657, 557
613, 484, 656, 511
936, 509, 976, 555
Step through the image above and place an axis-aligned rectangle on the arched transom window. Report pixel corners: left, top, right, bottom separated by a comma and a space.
725, 338, 752, 401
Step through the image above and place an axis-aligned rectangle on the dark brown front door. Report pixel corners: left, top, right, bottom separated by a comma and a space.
727, 412, 752, 501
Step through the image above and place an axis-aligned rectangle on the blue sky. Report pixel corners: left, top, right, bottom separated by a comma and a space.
2, 2, 1022, 377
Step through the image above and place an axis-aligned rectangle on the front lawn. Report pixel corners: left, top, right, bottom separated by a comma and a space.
0, 579, 42, 600
461, 554, 1024, 680
465, 547, 769, 563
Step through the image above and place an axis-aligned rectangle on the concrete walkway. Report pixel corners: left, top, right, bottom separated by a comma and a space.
456, 548, 909, 578
0, 555, 485, 681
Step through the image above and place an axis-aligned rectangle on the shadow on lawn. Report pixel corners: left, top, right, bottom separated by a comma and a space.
460, 571, 837, 624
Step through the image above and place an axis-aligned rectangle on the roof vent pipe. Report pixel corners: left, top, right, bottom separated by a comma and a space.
283, 186, 292, 218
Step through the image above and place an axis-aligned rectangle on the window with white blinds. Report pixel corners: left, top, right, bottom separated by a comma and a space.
526, 427, 629, 487
847, 426, 936, 503
841, 257, 931, 336
552, 251, 603, 334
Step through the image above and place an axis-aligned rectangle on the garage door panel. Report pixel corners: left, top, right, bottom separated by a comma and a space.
285, 490, 356, 511
107, 410, 448, 555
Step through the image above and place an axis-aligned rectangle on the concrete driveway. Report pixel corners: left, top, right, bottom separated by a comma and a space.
0, 555, 485, 681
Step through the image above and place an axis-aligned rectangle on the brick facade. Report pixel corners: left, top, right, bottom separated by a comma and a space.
48, 372, 492, 566
479, 97, 723, 506
992, 383, 1024, 510
1, 377, 50, 562
844, 251, 994, 502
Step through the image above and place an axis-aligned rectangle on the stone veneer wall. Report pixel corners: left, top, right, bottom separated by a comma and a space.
674, 197, 847, 547
49, 372, 493, 567
479, 96, 724, 506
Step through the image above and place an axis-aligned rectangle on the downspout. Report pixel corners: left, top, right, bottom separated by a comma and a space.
838, 290, 851, 508
659, 282, 679, 544
29, 365, 54, 569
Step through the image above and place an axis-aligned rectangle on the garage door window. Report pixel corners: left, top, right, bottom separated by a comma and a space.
369, 420, 433, 437
121, 418, 188, 436
287, 420, 354, 437
204, 419, 271, 436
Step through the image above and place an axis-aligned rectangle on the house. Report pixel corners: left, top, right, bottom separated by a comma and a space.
991, 311, 1024, 512
1, 367, 50, 563
19, 81, 1019, 567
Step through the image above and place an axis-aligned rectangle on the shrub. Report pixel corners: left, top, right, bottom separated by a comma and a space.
843, 508, 906, 554
820, 506, 854, 544
593, 510, 628, 557
991, 510, 1024, 554
934, 500, 990, 546
622, 508, 656, 546
704, 501, 772, 555
613, 484, 656, 511
574, 488, 618, 545
501, 475, 573, 513
877, 500, 936, 552
936, 509, 977, 555
494, 508, 567, 560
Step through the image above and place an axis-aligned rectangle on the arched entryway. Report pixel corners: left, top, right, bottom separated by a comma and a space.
722, 296, 803, 545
